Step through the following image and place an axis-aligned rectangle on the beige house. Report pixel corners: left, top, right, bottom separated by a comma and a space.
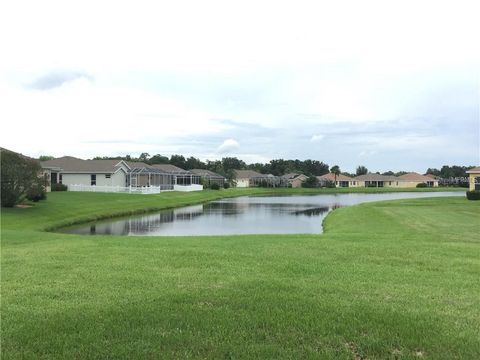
317, 173, 359, 188
397, 172, 439, 187
354, 173, 401, 188
234, 170, 282, 187
281, 173, 308, 188
466, 167, 480, 191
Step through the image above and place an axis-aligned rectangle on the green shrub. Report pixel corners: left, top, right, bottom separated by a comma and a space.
325, 180, 336, 188
302, 176, 319, 188
416, 183, 428, 188
1, 148, 43, 207
26, 183, 47, 202
223, 182, 230, 189
210, 183, 220, 190
51, 183, 68, 191
466, 190, 480, 200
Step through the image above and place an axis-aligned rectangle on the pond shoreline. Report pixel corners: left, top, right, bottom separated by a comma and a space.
54, 190, 464, 236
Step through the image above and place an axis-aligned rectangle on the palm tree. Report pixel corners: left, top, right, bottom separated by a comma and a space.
330, 165, 340, 187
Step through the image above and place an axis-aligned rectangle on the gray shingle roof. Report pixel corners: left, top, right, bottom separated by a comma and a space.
41, 156, 126, 173
190, 169, 225, 179
150, 164, 189, 173
234, 169, 267, 179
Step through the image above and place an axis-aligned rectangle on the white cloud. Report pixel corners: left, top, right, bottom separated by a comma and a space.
217, 139, 240, 154
0, 0, 478, 169
310, 134, 325, 142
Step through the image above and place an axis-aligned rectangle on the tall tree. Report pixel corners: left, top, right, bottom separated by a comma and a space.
330, 165, 340, 185
169, 155, 187, 169
1, 149, 45, 207
138, 152, 150, 162
356, 165, 368, 176
185, 156, 205, 170
149, 154, 169, 165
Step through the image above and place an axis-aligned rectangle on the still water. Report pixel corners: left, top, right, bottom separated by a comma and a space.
59, 192, 462, 236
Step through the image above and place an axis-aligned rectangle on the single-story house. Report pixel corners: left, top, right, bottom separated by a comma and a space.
397, 172, 439, 187
234, 170, 282, 187
41, 157, 202, 193
41, 157, 130, 189
466, 167, 480, 191
190, 169, 226, 187
281, 173, 308, 188
354, 173, 401, 188
317, 173, 359, 188
150, 164, 201, 187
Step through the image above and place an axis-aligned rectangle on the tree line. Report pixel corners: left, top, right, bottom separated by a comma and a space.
90, 153, 332, 181
87, 153, 476, 179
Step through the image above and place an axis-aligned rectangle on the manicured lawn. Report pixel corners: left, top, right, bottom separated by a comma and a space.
1, 189, 479, 359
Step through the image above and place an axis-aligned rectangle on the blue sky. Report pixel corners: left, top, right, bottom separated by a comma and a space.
0, 0, 478, 173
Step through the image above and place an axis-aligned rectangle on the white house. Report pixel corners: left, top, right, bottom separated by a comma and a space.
41, 157, 202, 193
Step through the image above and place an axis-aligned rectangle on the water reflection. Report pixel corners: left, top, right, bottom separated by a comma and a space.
61, 192, 462, 236
293, 207, 330, 216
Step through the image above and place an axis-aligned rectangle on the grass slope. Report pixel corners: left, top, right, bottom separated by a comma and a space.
1, 189, 479, 359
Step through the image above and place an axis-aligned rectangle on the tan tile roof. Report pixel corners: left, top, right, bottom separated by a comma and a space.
398, 172, 437, 182
466, 166, 480, 173
317, 173, 353, 181
354, 173, 398, 182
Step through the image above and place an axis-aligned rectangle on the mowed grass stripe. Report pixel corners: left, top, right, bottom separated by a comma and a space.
1, 190, 479, 359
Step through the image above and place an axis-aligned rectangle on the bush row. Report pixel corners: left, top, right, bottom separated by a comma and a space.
466, 191, 480, 201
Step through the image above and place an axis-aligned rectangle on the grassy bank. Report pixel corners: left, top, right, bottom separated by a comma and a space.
1, 189, 479, 359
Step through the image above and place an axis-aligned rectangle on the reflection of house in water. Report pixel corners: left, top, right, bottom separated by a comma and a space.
173, 205, 204, 221
293, 207, 330, 217
88, 205, 205, 235
203, 202, 247, 215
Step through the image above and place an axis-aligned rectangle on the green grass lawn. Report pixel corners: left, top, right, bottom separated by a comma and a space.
1, 189, 479, 359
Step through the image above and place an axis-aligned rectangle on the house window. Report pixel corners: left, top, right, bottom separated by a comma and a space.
105, 174, 111, 179
389, 181, 392, 185
91, 174, 96, 186
59, 174, 63, 184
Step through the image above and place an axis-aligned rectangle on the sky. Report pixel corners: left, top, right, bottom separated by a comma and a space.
1, 0, 479, 173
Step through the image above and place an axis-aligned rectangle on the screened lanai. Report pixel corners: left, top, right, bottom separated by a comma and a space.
127, 167, 174, 190
174, 171, 201, 186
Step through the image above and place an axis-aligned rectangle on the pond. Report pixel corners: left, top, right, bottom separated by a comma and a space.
59, 192, 462, 236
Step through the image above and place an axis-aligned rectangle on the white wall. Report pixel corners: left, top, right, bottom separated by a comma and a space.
236, 179, 249, 187
173, 184, 203, 192
62, 174, 91, 187
61, 171, 127, 188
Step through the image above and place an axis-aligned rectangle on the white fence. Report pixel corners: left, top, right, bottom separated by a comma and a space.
69, 184, 161, 194
173, 184, 204, 192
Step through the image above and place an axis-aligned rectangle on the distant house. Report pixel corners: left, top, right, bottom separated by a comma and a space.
281, 173, 308, 188
41, 157, 202, 193
317, 173, 358, 188
190, 169, 226, 187
234, 170, 282, 187
354, 173, 401, 188
397, 172, 438, 187
466, 167, 480, 191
